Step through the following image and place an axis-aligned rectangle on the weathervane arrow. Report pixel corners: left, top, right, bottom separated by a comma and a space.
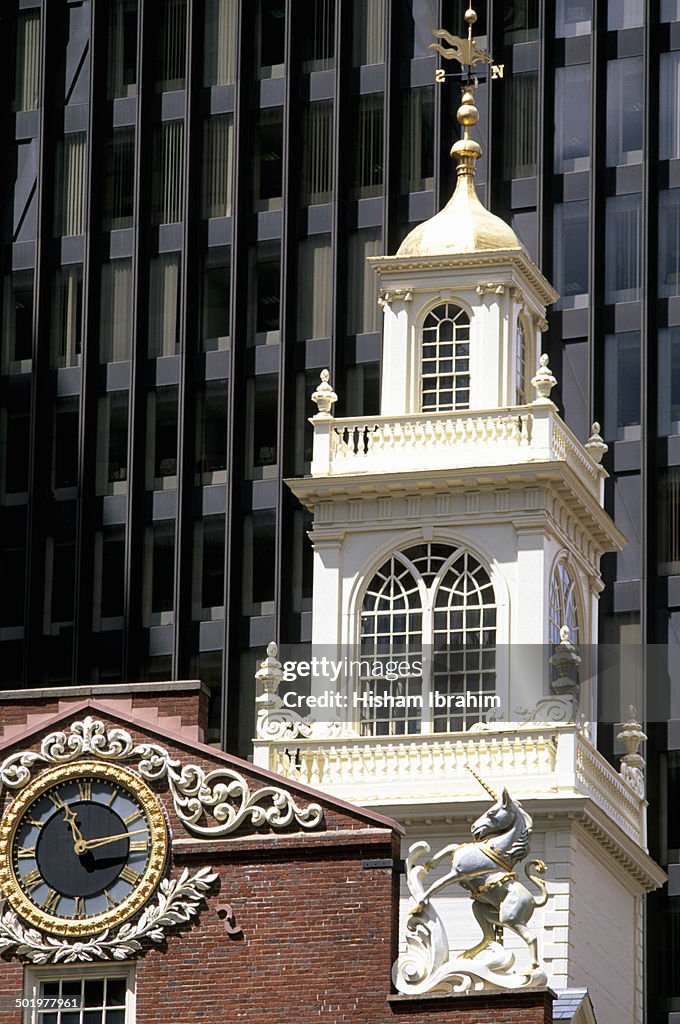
431, 4, 504, 81
429, 27, 493, 69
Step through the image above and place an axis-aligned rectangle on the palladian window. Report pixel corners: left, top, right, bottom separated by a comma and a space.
359, 543, 497, 736
421, 304, 471, 412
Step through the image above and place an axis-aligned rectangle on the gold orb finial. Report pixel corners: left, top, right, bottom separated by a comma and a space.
395, 0, 523, 258
457, 87, 479, 128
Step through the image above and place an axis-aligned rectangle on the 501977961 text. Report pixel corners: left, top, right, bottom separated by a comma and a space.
4, 998, 81, 1010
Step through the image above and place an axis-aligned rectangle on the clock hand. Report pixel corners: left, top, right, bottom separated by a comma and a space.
76, 828, 149, 853
62, 804, 85, 852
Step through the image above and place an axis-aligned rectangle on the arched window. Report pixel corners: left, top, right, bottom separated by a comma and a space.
421, 304, 471, 412
549, 561, 580, 646
515, 318, 527, 404
359, 543, 497, 736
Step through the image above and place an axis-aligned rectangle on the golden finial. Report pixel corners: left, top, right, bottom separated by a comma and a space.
450, 87, 482, 179
395, 3, 519, 256
428, 2, 491, 180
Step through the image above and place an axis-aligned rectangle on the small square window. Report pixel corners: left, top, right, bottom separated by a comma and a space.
24, 967, 134, 1024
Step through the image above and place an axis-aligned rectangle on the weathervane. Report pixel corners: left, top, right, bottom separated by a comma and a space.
431, 5, 504, 84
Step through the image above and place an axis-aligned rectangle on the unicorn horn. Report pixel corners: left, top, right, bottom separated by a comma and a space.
466, 764, 499, 801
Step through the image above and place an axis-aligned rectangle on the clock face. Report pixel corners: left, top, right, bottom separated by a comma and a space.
0, 759, 168, 938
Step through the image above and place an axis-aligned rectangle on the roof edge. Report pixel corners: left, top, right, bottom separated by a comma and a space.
0, 697, 405, 839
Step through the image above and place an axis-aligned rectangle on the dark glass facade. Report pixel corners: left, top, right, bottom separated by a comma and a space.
0, 1, 679, 1016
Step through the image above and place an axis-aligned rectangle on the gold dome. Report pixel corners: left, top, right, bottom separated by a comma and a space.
397, 87, 522, 258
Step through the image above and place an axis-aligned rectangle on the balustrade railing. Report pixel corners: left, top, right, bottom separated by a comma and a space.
311, 405, 603, 498
551, 422, 601, 494
332, 411, 530, 461
575, 738, 643, 840
261, 725, 643, 844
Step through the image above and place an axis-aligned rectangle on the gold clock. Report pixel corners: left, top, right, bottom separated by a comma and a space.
0, 759, 168, 938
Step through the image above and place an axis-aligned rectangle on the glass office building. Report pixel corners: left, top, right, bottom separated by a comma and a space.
1, 0, 679, 1015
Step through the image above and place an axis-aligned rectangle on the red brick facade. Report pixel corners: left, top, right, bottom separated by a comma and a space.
0, 687, 553, 1024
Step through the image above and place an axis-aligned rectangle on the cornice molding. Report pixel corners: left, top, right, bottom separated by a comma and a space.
287, 464, 626, 557
367, 250, 559, 307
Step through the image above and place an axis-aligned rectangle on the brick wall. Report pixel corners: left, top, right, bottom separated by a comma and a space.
388, 992, 554, 1022
0, 682, 209, 743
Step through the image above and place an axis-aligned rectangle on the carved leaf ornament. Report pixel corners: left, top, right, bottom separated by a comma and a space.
0, 868, 217, 964
0, 717, 324, 962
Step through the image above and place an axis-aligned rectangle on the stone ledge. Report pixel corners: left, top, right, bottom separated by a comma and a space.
388, 987, 556, 1002
0, 679, 209, 700
387, 987, 555, 1020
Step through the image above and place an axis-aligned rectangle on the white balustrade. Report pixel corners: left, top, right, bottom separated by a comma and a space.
552, 422, 602, 496
331, 411, 529, 464
311, 405, 604, 498
574, 734, 644, 842
264, 725, 644, 844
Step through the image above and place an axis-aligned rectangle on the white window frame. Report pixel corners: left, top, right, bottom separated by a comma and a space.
515, 317, 527, 405
357, 543, 499, 735
22, 963, 135, 1024
549, 559, 581, 647
420, 303, 471, 413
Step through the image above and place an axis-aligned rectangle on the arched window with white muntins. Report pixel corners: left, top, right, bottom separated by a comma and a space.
421, 304, 471, 412
359, 543, 497, 736
515, 318, 527, 404
549, 561, 580, 645
360, 553, 424, 735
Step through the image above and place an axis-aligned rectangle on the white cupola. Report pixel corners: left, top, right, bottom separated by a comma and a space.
370, 86, 557, 416
284, 72, 624, 730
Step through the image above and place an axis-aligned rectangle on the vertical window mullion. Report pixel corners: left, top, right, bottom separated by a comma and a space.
421, 599, 434, 732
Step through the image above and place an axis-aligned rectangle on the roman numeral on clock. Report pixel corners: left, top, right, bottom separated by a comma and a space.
42, 889, 61, 913
73, 896, 87, 918
77, 780, 92, 801
123, 810, 142, 826
23, 868, 42, 892
48, 791, 66, 809
17, 846, 36, 859
119, 865, 141, 886
103, 889, 117, 910
129, 840, 148, 853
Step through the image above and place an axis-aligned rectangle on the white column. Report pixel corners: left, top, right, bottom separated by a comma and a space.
310, 533, 344, 701
380, 299, 412, 414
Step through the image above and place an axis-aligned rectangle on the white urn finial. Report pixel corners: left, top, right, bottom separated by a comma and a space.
255, 640, 284, 696
617, 706, 647, 795
531, 353, 557, 404
585, 422, 608, 464
549, 624, 581, 700
311, 369, 338, 418
617, 706, 647, 766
